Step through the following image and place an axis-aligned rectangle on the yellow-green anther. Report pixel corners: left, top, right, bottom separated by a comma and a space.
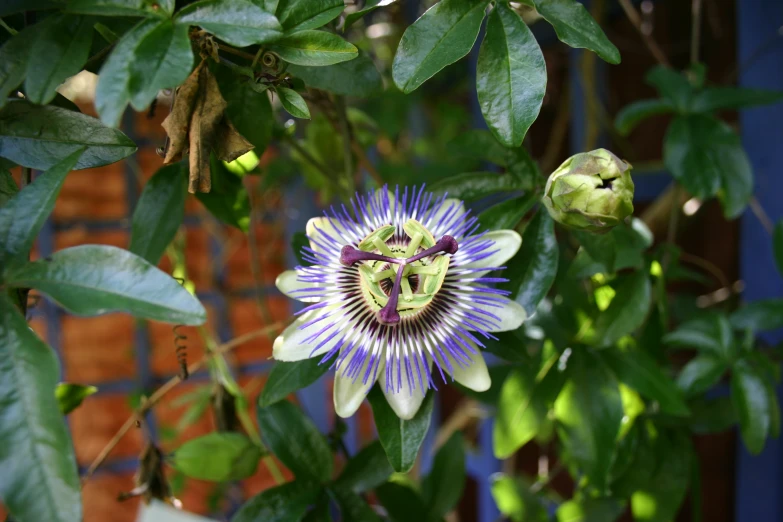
403, 219, 435, 248
408, 265, 441, 276
405, 232, 424, 257
371, 268, 395, 282
372, 236, 395, 257
400, 275, 414, 302
422, 256, 450, 295
358, 224, 395, 252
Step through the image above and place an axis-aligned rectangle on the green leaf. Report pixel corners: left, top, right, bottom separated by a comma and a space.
5, 245, 207, 325
66, 0, 169, 16
368, 387, 434, 472
232, 480, 321, 522
276, 86, 311, 119
212, 65, 274, 156
664, 113, 752, 219
645, 66, 693, 110
344, 0, 392, 29
25, 15, 94, 105
288, 53, 382, 97
446, 129, 510, 166
676, 355, 727, 396
732, 359, 772, 454
0, 0, 60, 17
0, 100, 137, 170
0, 167, 18, 207
0, 293, 81, 522
629, 429, 693, 522
664, 313, 734, 360
259, 357, 331, 407
334, 441, 393, 494
730, 299, 783, 332
0, 25, 38, 110
0, 149, 84, 270
691, 87, 783, 113
129, 163, 186, 265
269, 30, 358, 66
423, 432, 466, 520
478, 193, 536, 231
55, 383, 98, 414
554, 349, 623, 493
494, 367, 549, 458
173, 432, 262, 481
96, 18, 193, 127
276, 0, 344, 32
573, 219, 652, 274
615, 98, 675, 135
600, 346, 689, 415
490, 474, 549, 522
591, 270, 651, 346
688, 396, 737, 434
376, 482, 428, 522
331, 485, 383, 522
392, 0, 489, 93
256, 400, 333, 482
556, 498, 625, 522
196, 156, 251, 231
175, 0, 283, 47
429, 171, 519, 201
476, 2, 546, 147
505, 210, 558, 316
533, 0, 620, 64
774, 220, 783, 277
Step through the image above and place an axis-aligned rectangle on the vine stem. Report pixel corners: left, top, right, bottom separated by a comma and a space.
617, 0, 671, 67
691, 0, 703, 65
82, 323, 283, 482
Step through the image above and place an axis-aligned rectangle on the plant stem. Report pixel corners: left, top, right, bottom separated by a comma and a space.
0, 18, 17, 36
749, 195, 775, 235
334, 95, 356, 196
282, 132, 336, 180
617, 0, 671, 67
691, 0, 703, 65
82, 324, 283, 482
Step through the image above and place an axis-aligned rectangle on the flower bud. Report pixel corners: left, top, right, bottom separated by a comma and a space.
542, 148, 634, 234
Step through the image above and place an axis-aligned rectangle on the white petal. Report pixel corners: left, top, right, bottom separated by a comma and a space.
426, 198, 466, 235
459, 230, 522, 270
437, 345, 491, 392
334, 358, 384, 418
275, 270, 320, 303
272, 308, 342, 361
471, 295, 527, 332
382, 357, 430, 420
306, 216, 345, 254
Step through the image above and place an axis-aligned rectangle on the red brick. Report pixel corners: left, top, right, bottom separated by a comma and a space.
82, 473, 138, 522
53, 161, 128, 220
227, 297, 289, 364
54, 229, 129, 252
70, 394, 143, 465
61, 314, 137, 383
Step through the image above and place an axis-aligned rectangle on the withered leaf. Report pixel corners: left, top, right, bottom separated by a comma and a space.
162, 60, 254, 194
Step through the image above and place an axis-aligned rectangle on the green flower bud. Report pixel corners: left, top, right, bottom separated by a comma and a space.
542, 148, 634, 234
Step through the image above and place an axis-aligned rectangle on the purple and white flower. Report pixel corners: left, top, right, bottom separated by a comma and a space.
273, 186, 526, 419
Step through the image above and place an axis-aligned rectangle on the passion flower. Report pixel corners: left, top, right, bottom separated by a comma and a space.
542, 148, 635, 233
274, 186, 526, 419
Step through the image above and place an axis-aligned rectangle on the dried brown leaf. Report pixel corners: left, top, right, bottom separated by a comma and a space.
215, 119, 254, 163
161, 63, 202, 164
161, 60, 255, 194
